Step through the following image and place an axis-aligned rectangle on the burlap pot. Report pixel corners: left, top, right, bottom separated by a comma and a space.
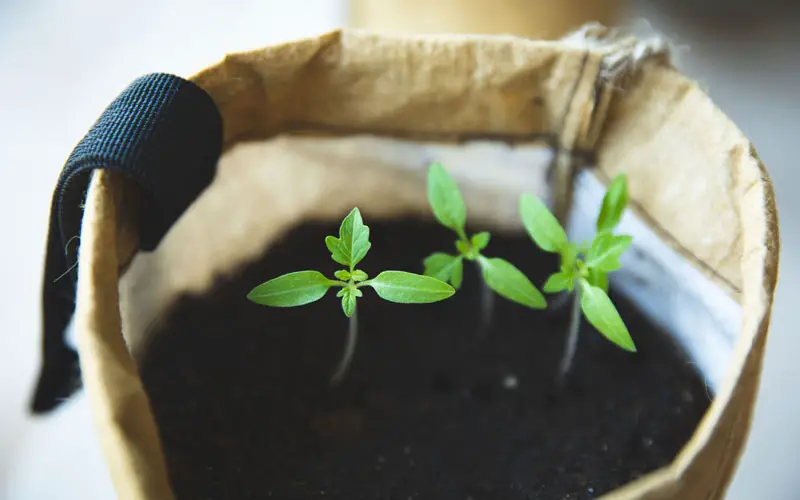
348, 0, 622, 39
69, 26, 778, 499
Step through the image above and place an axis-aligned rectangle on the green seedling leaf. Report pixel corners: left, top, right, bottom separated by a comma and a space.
610, 233, 633, 253
428, 163, 467, 234
325, 207, 371, 268
543, 271, 573, 293
597, 173, 629, 232
587, 267, 609, 293
334, 270, 351, 281
587, 232, 632, 272
519, 193, 568, 253
351, 270, 368, 282
455, 240, 470, 256
247, 271, 336, 307
338, 288, 361, 317
478, 257, 546, 309
367, 271, 455, 303
586, 231, 612, 268
471, 232, 491, 251
579, 280, 636, 352
423, 253, 464, 289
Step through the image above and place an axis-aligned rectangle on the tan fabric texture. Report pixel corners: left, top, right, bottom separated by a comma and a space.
75, 27, 779, 499
77, 172, 174, 500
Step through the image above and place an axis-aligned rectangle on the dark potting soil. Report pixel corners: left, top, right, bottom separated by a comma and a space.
140, 218, 711, 500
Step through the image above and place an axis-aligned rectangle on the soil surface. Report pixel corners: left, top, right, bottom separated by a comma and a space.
141, 218, 711, 500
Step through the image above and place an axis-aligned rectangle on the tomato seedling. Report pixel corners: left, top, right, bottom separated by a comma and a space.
422, 163, 546, 329
247, 207, 455, 383
520, 173, 636, 383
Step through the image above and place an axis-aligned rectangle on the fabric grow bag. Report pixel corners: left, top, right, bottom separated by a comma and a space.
34, 25, 779, 500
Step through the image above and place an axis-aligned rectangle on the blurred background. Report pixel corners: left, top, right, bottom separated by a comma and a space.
1, 0, 797, 498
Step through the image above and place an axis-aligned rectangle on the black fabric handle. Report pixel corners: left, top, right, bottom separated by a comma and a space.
31, 73, 223, 414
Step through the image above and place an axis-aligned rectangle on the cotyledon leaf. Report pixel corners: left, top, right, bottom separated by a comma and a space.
247, 271, 337, 307
367, 271, 455, 304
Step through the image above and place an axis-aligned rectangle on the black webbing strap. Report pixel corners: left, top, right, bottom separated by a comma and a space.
31, 73, 222, 414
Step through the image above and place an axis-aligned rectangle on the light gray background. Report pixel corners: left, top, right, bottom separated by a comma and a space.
1, 1, 796, 498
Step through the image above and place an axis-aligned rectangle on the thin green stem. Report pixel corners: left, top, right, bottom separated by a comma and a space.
476, 260, 494, 333
331, 305, 358, 385
456, 227, 469, 244
557, 286, 582, 386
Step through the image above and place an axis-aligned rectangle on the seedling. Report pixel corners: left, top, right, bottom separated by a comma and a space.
519, 173, 636, 384
247, 207, 455, 384
422, 163, 546, 328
